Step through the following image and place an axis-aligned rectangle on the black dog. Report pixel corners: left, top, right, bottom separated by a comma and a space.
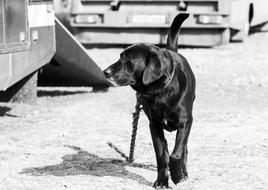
103, 13, 195, 188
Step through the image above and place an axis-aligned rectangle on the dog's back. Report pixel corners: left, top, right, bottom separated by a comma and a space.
167, 13, 189, 52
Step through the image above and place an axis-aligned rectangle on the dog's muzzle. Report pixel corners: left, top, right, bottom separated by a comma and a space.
103, 68, 119, 87
103, 68, 136, 87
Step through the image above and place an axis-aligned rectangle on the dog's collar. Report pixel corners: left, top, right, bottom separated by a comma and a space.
164, 61, 176, 88
139, 68, 174, 97
137, 68, 174, 97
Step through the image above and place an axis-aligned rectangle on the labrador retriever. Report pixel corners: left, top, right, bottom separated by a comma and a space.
103, 13, 195, 188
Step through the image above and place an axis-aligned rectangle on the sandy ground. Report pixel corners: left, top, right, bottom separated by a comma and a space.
1, 32, 268, 190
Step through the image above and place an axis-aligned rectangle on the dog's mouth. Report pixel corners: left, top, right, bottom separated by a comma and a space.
106, 77, 135, 87
106, 78, 118, 87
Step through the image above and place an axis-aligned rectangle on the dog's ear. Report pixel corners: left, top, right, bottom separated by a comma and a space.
142, 51, 164, 85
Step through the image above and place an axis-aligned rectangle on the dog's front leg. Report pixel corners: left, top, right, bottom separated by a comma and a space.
149, 122, 169, 188
169, 120, 192, 184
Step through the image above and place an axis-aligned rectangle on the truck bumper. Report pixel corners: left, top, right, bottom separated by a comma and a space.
69, 12, 229, 46
72, 27, 229, 47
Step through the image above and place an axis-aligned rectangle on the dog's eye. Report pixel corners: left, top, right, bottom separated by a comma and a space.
120, 55, 125, 62
120, 54, 130, 63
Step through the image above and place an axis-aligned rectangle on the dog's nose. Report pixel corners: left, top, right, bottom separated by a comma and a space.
103, 68, 112, 78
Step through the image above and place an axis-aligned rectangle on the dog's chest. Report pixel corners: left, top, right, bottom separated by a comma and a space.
159, 111, 179, 132
143, 99, 180, 132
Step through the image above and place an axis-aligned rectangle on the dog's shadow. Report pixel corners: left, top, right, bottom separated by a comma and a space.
0, 106, 11, 116
21, 145, 155, 186
0, 106, 18, 117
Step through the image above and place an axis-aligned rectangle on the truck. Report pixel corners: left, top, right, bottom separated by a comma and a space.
0, 0, 109, 104
0, 0, 56, 103
55, 0, 268, 46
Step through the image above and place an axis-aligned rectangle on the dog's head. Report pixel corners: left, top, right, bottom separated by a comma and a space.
103, 43, 170, 88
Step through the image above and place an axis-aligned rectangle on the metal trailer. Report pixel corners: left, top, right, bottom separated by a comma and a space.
55, 0, 268, 46
0, 0, 108, 104
38, 18, 109, 88
0, 0, 56, 103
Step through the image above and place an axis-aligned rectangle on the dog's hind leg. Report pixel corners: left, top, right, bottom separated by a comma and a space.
169, 118, 192, 184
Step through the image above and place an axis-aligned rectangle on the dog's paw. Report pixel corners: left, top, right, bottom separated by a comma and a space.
153, 169, 169, 189
153, 179, 169, 189
169, 156, 188, 184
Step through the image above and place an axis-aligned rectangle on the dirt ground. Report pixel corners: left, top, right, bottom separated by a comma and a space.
1, 31, 268, 190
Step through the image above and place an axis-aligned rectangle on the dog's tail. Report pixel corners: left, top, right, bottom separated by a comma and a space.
167, 13, 189, 52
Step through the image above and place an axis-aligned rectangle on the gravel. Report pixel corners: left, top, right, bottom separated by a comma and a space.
1, 31, 268, 190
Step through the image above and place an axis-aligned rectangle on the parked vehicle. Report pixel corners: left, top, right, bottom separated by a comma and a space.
0, 0, 108, 103
0, 0, 55, 103
0, 0, 55, 91
55, 0, 268, 46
